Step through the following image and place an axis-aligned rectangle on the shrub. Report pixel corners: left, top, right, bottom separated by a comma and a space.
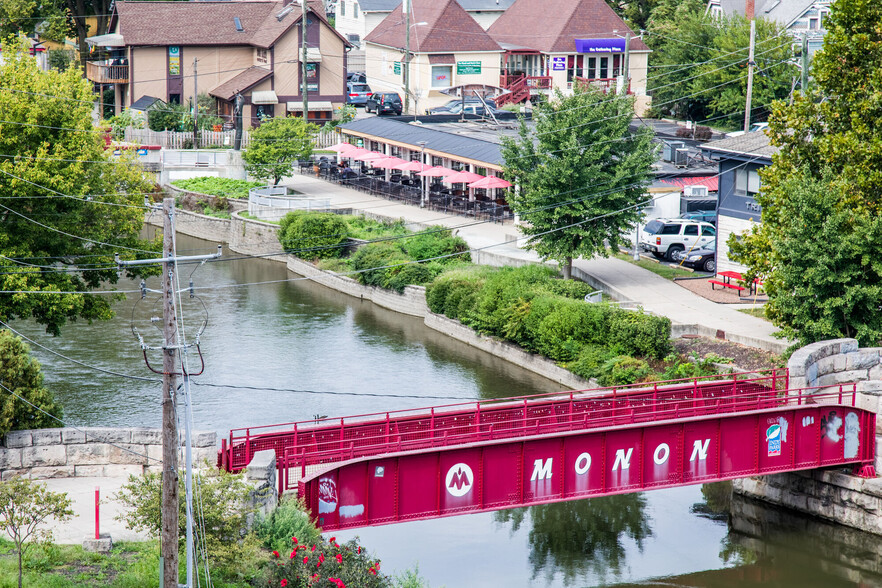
566, 344, 619, 380
269, 536, 389, 588
350, 242, 409, 287
607, 309, 672, 359
255, 497, 321, 554
597, 356, 652, 386
470, 265, 557, 334
345, 216, 408, 240
660, 352, 734, 380
280, 212, 350, 260
425, 266, 490, 321
171, 177, 262, 200
384, 262, 442, 293
542, 278, 597, 300
401, 227, 471, 265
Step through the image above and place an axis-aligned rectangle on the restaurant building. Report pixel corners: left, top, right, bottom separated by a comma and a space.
86, 0, 349, 126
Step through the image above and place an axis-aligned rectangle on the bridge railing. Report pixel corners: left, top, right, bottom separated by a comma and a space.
220, 369, 794, 473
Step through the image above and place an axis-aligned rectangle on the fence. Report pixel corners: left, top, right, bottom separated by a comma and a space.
122, 125, 339, 150
248, 186, 332, 221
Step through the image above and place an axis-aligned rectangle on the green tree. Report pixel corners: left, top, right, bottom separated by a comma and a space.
1, 0, 70, 42
0, 37, 159, 336
730, 0, 882, 347
646, 3, 794, 126
147, 101, 191, 132
0, 330, 62, 435
0, 477, 73, 588
501, 86, 655, 278
243, 116, 317, 186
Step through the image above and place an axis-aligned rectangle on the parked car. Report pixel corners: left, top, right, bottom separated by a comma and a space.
347, 71, 367, 84
680, 210, 717, 225
346, 82, 372, 106
639, 218, 716, 261
428, 97, 497, 114
674, 241, 716, 273
366, 92, 402, 115
427, 102, 505, 116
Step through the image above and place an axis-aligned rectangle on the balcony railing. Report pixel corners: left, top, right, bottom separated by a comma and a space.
86, 60, 129, 84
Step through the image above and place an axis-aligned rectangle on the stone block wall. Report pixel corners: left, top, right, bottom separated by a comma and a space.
0, 427, 217, 480
788, 338, 882, 390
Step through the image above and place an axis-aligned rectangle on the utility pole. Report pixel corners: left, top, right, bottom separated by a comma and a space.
160, 199, 180, 588
801, 32, 809, 93
404, 0, 410, 115
301, 0, 309, 123
116, 201, 221, 588
622, 31, 631, 94
193, 58, 198, 150
743, 18, 756, 132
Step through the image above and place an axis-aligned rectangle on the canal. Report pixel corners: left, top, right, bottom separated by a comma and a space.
11, 233, 882, 587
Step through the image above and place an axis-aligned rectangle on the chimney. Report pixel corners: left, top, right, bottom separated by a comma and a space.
746, 0, 754, 20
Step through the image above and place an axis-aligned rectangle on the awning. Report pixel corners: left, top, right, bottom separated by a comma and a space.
659, 176, 719, 192
86, 33, 125, 47
304, 47, 322, 62
429, 54, 455, 65
287, 101, 334, 112
251, 90, 278, 105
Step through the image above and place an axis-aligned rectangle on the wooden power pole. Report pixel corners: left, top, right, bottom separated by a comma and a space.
743, 19, 756, 132
301, 0, 309, 122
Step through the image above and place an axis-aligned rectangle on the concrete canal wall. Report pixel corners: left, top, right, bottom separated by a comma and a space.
0, 427, 217, 480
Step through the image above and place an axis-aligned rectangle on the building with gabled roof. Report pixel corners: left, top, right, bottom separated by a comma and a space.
87, 0, 349, 127
707, 0, 830, 54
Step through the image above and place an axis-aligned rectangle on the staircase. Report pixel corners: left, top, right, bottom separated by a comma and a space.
495, 76, 530, 108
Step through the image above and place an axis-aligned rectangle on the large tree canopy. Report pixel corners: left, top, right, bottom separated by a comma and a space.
0, 37, 158, 335
501, 86, 655, 278
645, 0, 795, 126
730, 0, 882, 346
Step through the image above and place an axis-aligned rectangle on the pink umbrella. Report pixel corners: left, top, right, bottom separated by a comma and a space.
394, 160, 432, 172
417, 166, 456, 177
352, 151, 385, 161
344, 147, 370, 158
371, 156, 407, 169
468, 176, 512, 189
328, 142, 356, 153
445, 170, 485, 184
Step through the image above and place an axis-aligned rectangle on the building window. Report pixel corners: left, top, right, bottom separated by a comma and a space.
734, 168, 761, 196
354, 2, 358, 17
819, 9, 829, 28
340, 1, 345, 16
256, 49, 268, 64
431, 65, 452, 88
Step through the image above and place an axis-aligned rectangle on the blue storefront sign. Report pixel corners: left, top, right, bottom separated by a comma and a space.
551, 57, 566, 71
574, 38, 626, 54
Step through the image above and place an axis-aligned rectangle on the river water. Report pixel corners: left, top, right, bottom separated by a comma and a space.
11, 233, 882, 587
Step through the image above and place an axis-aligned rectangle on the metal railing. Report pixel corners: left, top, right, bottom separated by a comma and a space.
247, 186, 331, 220
86, 60, 129, 84
221, 369, 794, 473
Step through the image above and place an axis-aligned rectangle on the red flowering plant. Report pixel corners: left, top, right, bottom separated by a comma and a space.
268, 537, 389, 588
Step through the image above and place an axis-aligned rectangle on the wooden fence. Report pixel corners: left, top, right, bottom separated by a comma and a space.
122, 126, 339, 150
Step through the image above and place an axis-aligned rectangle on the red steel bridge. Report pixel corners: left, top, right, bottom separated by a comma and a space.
219, 370, 876, 531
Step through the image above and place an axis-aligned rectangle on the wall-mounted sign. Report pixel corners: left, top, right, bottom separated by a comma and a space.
456, 61, 481, 75
168, 46, 180, 76
306, 62, 317, 80
307, 82, 318, 92
393, 61, 401, 75
574, 38, 626, 54
551, 56, 566, 71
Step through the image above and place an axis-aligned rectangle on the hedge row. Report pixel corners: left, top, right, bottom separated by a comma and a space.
426, 265, 671, 377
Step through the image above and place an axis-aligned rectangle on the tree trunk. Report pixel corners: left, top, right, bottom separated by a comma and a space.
18, 544, 22, 588
562, 257, 572, 280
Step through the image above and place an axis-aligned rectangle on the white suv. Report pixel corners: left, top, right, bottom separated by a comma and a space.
639, 219, 716, 261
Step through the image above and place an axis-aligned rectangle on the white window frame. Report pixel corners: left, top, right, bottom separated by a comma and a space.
734, 168, 761, 195
431, 64, 453, 89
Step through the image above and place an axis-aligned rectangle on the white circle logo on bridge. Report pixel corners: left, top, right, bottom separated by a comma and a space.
445, 463, 474, 497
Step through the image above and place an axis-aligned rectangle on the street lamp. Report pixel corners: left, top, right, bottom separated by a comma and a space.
418, 140, 427, 207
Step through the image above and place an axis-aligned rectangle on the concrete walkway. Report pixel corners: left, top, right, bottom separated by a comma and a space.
283, 173, 788, 353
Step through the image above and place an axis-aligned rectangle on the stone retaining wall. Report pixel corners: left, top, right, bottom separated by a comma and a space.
0, 427, 217, 480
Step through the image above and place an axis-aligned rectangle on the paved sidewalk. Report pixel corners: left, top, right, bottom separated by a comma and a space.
42, 477, 150, 544
283, 174, 788, 352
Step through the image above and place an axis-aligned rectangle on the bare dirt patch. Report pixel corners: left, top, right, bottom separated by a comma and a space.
673, 335, 783, 372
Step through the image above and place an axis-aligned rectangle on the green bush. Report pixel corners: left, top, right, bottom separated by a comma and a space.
171, 176, 263, 199
401, 227, 471, 264
255, 497, 322, 554
279, 211, 350, 259
345, 215, 408, 240
528, 297, 596, 362
567, 344, 619, 380
543, 278, 597, 300
425, 266, 490, 321
350, 242, 409, 287
607, 309, 672, 359
470, 265, 557, 334
597, 356, 652, 387
384, 262, 442, 293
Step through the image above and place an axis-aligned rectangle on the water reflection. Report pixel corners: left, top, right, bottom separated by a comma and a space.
494, 495, 652, 585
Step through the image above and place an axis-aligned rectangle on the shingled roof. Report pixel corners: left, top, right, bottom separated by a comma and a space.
113, 0, 327, 48
487, 0, 649, 53
365, 0, 500, 53
208, 66, 273, 101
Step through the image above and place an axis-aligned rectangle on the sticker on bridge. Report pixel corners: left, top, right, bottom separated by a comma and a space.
445, 463, 473, 497
766, 424, 782, 457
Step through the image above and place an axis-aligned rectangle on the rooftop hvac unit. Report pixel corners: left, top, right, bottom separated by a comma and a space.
683, 185, 708, 198
663, 141, 685, 162
674, 148, 688, 168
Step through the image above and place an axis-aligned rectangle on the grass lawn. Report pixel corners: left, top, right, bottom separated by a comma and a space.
737, 307, 768, 320
612, 251, 700, 280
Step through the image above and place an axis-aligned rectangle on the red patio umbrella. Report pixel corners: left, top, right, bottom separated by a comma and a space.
445, 170, 485, 184
328, 142, 356, 153
394, 160, 432, 172
371, 156, 408, 169
417, 166, 456, 177
468, 176, 512, 189
352, 151, 385, 161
